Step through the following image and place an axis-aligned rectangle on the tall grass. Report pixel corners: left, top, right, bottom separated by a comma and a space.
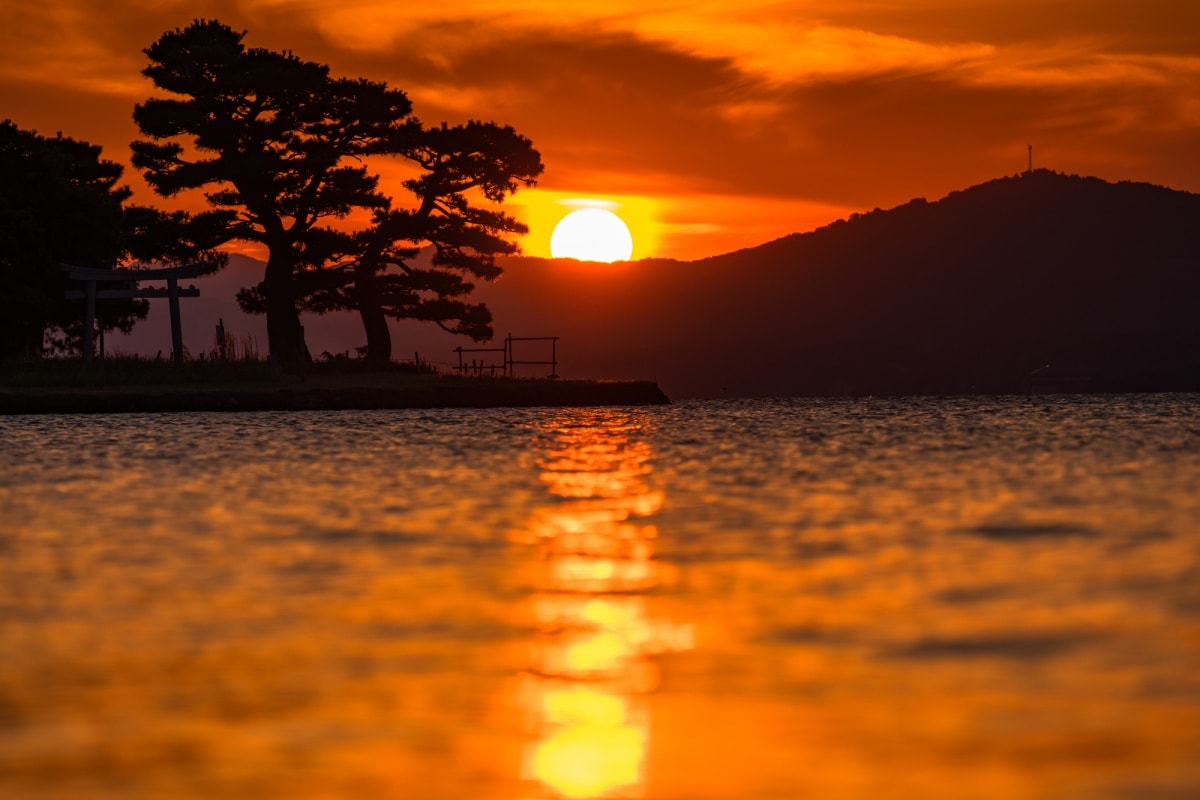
1, 348, 440, 389
0, 353, 280, 388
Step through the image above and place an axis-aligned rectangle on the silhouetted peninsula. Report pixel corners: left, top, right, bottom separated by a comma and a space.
489, 170, 1200, 397
0, 372, 669, 415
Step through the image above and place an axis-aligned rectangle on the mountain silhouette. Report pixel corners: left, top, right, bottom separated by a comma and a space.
480, 170, 1200, 397
117, 170, 1200, 398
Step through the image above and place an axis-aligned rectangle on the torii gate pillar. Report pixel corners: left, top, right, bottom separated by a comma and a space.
167, 278, 184, 365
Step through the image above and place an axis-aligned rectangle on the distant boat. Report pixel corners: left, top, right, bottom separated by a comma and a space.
1026, 364, 1102, 395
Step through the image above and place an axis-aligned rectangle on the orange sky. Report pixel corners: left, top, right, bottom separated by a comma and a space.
2, 1, 1199, 260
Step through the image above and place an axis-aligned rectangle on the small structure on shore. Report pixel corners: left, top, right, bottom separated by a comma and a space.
455, 334, 559, 378
62, 262, 205, 364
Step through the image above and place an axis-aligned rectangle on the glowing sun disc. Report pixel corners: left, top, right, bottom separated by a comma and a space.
550, 208, 634, 262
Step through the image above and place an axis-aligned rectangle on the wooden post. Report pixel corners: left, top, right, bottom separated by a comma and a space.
82, 279, 96, 365
168, 277, 183, 364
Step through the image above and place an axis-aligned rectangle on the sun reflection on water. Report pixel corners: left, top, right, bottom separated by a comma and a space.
513, 413, 693, 798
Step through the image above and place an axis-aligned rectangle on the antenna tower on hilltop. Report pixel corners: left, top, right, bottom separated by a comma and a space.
1027, 144, 1033, 174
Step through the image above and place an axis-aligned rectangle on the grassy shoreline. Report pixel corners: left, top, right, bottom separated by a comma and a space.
0, 360, 670, 414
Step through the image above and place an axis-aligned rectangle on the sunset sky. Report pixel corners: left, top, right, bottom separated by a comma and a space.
3, 0, 1199, 260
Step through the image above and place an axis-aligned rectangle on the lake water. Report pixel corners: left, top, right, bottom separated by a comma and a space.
1, 395, 1198, 799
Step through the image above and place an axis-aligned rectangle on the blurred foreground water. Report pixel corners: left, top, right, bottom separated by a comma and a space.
2, 395, 1198, 799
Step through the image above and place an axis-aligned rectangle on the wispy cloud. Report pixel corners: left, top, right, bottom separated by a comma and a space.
249, 0, 1200, 90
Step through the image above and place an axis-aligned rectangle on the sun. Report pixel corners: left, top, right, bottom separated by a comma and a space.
550, 208, 634, 262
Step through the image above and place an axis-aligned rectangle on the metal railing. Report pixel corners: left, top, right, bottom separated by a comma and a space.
454, 334, 559, 378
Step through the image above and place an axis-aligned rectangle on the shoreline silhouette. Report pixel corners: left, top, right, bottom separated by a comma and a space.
0, 369, 669, 415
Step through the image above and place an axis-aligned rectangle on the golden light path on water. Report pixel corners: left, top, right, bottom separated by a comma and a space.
512, 415, 692, 797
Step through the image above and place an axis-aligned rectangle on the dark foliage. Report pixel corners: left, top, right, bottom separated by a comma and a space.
133, 19, 540, 365
0, 120, 133, 361
134, 19, 412, 364
0, 120, 226, 363
325, 120, 543, 361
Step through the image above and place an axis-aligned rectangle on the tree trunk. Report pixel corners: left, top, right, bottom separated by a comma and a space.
358, 304, 392, 363
354, 267, 392, 363
263, 249, 310, 365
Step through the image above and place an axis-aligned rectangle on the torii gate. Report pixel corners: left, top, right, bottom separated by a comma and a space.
62, 262, 206, 365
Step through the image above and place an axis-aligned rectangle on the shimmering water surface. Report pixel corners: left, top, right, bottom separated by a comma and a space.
2, 396, 1198, 799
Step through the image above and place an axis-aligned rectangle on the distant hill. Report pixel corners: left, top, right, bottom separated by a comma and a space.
117, 170, 1200, 398
480, 170, 1200, 397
